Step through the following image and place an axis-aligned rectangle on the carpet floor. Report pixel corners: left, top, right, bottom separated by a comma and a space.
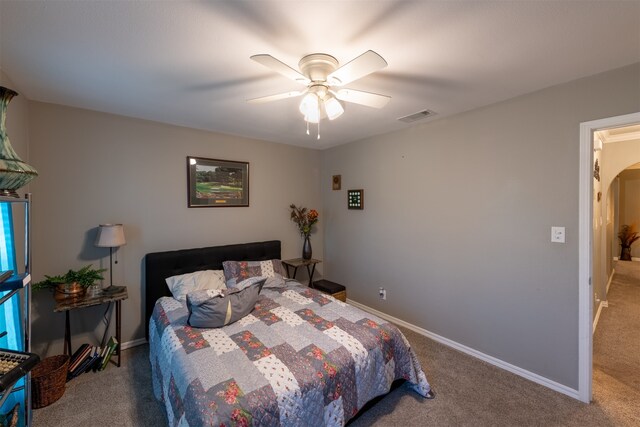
33, 269, 640, 426
590, 261, 640, 425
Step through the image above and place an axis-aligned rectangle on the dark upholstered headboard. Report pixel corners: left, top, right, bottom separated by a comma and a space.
144, 240, 281, 340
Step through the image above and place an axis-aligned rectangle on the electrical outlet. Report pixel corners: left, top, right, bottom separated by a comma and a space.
379, 287, 386, 300
551, 226, 566, 243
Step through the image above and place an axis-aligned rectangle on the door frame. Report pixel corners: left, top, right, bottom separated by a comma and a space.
578, 111, 640, 402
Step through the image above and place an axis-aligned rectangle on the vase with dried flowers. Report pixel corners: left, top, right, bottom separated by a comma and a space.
289, 204, 319, 260
618, 224, 640, 261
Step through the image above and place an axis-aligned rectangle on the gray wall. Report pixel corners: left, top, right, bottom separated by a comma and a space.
321, 63, 640, 390
27, 102, 323, 356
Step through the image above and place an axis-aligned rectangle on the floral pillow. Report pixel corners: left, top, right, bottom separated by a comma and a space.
222, 259, 286, 287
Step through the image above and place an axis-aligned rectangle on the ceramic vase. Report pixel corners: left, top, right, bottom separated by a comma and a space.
302, 235, 312, 260
0, 86, 38, 197
620, 246, 632, 261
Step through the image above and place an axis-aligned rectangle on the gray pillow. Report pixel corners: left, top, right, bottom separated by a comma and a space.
264, 276, 300, 289
186, 278, 266, 328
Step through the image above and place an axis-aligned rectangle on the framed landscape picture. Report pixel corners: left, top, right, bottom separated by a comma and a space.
187, 156, 249, 207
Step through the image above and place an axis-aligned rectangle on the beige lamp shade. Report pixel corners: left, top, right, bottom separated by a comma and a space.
95, 224, 126, 248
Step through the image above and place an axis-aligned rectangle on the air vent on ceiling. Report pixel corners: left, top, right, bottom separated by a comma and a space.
397, 109, 436, 123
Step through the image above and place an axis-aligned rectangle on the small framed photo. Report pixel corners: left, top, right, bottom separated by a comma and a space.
348, 189, 364, 210
187, 156, 249, 207
332, 175, 341, 190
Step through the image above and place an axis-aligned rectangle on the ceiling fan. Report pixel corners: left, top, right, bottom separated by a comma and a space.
248, 50, 390, 138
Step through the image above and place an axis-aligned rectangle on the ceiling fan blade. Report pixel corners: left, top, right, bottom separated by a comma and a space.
250, 54, 310, 85
247, 90, 304, 104
327, 50, 388, 86
334, 88, 390, 108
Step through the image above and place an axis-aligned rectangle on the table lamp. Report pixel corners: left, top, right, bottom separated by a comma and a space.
95, 223, 126, 294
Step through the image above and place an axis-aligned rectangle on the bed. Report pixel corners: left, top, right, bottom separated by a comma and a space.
146, 240, 433, 426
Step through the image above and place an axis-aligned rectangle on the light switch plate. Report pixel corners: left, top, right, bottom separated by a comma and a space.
551, 226, 565, 243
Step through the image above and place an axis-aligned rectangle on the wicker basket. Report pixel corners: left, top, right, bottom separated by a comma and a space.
31, 355, 69, 409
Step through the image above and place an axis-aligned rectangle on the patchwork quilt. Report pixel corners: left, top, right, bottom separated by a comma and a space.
149, 282, 431, 426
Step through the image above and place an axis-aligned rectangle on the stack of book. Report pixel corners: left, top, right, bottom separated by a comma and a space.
66, 337, 118, 380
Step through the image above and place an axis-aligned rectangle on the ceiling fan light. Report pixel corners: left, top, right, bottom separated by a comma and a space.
304, 111, 320, 124
299, 93, 318, 116
324, 96, 344, 120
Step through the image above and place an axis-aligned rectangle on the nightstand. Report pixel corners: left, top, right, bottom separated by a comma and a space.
282, 258, 321, 285
53, 286, 128, 367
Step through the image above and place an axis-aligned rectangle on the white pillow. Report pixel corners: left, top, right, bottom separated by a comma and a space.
165, 270, 226, 302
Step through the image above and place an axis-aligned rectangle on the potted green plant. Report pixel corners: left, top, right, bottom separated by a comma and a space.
33, 265, 107, 301
618, 224, 640, 261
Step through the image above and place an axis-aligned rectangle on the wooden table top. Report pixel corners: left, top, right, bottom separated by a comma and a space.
53, 286, 128, 312
281, 258, 322, 268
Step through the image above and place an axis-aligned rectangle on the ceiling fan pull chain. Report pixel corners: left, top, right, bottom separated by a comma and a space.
306, 120, 310, 135
317, 121, 320, 140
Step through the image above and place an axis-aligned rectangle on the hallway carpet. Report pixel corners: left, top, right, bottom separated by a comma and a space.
591, 260, 640, 425
33, 271, 640, 426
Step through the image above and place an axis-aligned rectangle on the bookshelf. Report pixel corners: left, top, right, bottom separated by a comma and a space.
0, 194, 36, 426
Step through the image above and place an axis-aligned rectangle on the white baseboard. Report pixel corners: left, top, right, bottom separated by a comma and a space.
593, 301, 605, 333
613, 257, 640, 262
592, 268, 615, 332
121, 337, 147, 350
346, 298, 581, 401
606, 268, 615, 295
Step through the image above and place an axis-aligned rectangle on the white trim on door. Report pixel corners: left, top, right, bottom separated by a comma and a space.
578, 112, 640, 403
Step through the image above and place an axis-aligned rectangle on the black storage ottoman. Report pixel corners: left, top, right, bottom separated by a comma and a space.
312, 280, 346, 302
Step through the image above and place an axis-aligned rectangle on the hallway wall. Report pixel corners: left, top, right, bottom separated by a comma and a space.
594, 147, 604, 310
606, 182, 616, 274
618, 167, 640, 258
600, 138, 640, 305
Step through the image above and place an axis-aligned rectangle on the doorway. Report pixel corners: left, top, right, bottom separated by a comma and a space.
578, 112, 640, 403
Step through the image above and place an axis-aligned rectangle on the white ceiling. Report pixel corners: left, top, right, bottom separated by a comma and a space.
1, 1, 639, 149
